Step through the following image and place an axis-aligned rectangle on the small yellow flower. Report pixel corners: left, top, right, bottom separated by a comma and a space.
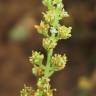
43, 38, 57, 50
58, 25, 72, 39
32, 66, 44, 76
36, 78, 53, 96
29, 51, 44, 65
61, 9, 69, 18
35, 21, 49, 37
45, 89, 53, 96
52, 0, 62, 4
37, 78, 50, 89
20, 85, 35, 96
43, 10, 56, 23
51, 54, 67, 70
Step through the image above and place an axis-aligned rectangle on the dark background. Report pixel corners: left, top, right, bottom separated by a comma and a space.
0, 0, 96, 96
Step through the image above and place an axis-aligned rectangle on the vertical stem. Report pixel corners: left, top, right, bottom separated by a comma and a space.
37, 49, 53, 96
44, 49, 53, 78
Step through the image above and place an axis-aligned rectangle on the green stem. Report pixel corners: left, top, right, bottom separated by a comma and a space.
44, 49, 53, 78
36, 49, 53, 96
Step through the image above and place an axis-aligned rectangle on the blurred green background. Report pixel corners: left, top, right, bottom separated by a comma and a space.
0, 0, 96, 96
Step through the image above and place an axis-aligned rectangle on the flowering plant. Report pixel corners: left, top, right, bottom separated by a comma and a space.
20, 0, 72, 96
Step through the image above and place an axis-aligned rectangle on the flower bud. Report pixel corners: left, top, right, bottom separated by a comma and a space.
37, 78, 50, 89
36, 78, 53, 96
51, 54, 67, 70
58, 25, 72, 39
29, 51, 44, 65
43, 38, 57, 50
20, 85, 35, 96
35, 21, 49, 37
32, 66, 44, 76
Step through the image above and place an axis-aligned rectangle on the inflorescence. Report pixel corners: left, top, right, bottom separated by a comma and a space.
20, 0, 72, 96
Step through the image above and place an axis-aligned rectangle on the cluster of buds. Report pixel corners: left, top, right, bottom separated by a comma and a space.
29, 51, 44, 66
35, 89, 53, 96
35, 0, 71, 38
20, 85, 35, 96
42, 0, 69, 21
32, 65, 44, 76
37, 78, 50, 89
43, 37, 57, 50
29, 51, 44, 76
35, 21, 49, 37
57, 25, 72, 39
51, 54, 67, 71
35, 78, 53, 96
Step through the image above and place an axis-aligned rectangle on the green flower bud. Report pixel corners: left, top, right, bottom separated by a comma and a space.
52, 0, 62, 4
37, 78, 50, 89
29, 51, 44, 65
61, 9, 69, 17
43, 10, 56, 24
35, 21, 49, 37
46, 90, 53, 96
42, 0, 52, 8
43, 38, 57, 50
35, 78, 53, 96
20, 85, 35, 96
34, 89, 44, 96
32, 66, 44, 76
51, 54, 67, 70
57, 25, 72, 39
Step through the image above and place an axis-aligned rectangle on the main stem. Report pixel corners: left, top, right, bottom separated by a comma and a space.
37, 49, 53, 96
44, 49, 53, 78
